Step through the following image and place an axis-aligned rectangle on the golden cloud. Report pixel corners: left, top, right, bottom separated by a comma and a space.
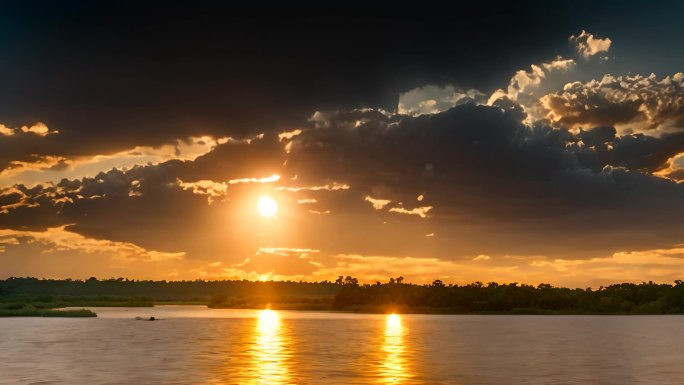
0, 226, 185, 263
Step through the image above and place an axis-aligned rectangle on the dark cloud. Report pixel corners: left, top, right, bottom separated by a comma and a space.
0, 0, 654, 155
4, 104, 683, 263
285, 105, 684, 255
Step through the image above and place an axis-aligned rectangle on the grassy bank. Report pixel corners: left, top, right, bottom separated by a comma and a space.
0, 304, 96, 317
0, 294, 154, 317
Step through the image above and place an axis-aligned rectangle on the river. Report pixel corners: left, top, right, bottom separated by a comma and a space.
1, 306, 682, 384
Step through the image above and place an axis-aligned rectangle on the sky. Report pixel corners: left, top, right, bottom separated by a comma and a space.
1, 1, 684, 287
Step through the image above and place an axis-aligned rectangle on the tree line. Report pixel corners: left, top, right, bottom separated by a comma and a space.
332, 279, 684, 314
0, 277, 341, 302
3, 277, 684, 314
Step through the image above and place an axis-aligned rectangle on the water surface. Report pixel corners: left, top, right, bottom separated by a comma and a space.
1, 306, 683, 384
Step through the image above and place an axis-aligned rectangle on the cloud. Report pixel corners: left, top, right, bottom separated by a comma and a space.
309, 254, 463, 282
305, 246, 684, 287
0, 225, 184, 262
540, 73, 684, 134
258, 247, 320, 257
0, 186, 40, 214
228, 174, 281, 185
297, 198, 318, 204
196, 246, 324, 279
364, 196, 391, 210
285, 104, 684, 258
570, 30, 612, 58
0, 122, 57, 137
487, 56, 576, 123
0, 155, 70, 179
3, 26, 684, 285
0, 135, 228, 186
278, 129, 303, 141
654, 152, 684, 181
177, 179, 229, 204
3, 104, 684, 267
388, 206, 432, 218
398, 85, 486, 116
308, 209, 331, 215
277, 182, 350, 192
0, 125, 14, 136
505, 64, 546, 102
528, 245, 684, 287
177, 173, 282, 204
542, 57, 576, 71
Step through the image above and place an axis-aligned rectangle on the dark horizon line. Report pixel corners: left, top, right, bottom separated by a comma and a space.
3, 276, 683, 289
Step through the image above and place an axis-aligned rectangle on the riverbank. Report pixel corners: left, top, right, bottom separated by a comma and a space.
0, 296, 152, 317
0, 305, 96, 317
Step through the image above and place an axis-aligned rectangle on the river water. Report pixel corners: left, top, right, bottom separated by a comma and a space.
1, 306, 682, 384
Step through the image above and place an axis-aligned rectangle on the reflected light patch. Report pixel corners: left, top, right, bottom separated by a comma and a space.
381, 313, 409, 384
257, 196, 278, 218
386, 313, 402, 331
252, 309, 290, 384
257, 309, 281, 334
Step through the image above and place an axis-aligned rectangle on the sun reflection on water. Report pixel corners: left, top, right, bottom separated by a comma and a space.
380, 313, 411, 384
250, 309, 291, 385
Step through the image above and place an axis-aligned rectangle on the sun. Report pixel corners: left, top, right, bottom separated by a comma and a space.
256, 196, 278, 218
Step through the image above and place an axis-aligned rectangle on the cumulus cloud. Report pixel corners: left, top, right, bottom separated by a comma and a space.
0, 124, 14, 136
0, 122, 57, 137
540, 73, 684, 134
0, 186, 40, 214
487, 56, 576, 123
542, 57, 576, 71
286, 104, 684, 258
654, 152, 684, 181
570, 30, 612, 58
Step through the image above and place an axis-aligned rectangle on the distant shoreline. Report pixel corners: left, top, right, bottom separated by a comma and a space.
4, 277, 684, 317
6, 302, 684, 317
0, 307, 96, 317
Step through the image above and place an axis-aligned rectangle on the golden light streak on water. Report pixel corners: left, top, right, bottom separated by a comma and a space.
380, 313, 411, 384
250, 309, 291, 384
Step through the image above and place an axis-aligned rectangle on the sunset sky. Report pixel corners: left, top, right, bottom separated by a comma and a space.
2, 2, 684, 287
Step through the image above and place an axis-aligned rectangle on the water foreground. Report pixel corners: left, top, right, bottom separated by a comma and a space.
1, 306, 682, 385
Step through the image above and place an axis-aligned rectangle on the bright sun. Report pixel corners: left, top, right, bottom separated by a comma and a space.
256, 196, 278, 218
